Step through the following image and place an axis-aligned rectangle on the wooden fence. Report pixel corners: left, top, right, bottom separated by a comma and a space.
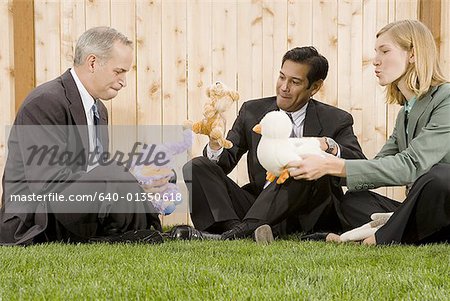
1, 0, 449, 225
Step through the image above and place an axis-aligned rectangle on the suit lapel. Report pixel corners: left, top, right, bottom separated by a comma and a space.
303, 99, 323, 137
61, 69, 90, 157
406, 86, 438, 145
251, 97, 278, 151
398, 107, 408, 149
97, 101, 109, 153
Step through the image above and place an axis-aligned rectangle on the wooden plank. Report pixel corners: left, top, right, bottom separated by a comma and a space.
338, 0, 363, 158
110, 0, 137, 153
212, 0, 238, 182
262, 0, 287, 97
288, 0, 313, 48
135, 1, 164, 221
188, 0, 212, 159
236, 0, 263, 186
161, 0, 188, 226
34, 0, 61, 85
440, 0, 450, 77
312, 0, 338, 106
85, 0, 112, 138
136, 0, 162, 128
60, 0, 86, 72
85, 0, 110, 26
395, 0, 419, 20
370, 0, 390, 198
0, 0, 15, 205
419, 0, 441, 57
237, 0, 263, 105
12, 0, 35, 112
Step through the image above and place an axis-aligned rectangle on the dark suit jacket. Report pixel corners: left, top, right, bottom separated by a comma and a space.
0, 69, 108, 245
207, 96, 366, 195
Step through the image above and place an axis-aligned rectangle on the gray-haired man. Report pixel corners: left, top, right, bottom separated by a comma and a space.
1, 27, 165, 245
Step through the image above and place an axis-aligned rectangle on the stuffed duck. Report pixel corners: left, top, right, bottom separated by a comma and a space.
253, 111, 325, 184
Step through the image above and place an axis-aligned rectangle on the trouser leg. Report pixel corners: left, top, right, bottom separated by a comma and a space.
183, 156, 255, 232
245, 176, 343, 234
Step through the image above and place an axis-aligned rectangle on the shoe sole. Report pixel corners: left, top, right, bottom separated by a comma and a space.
253, 224, 274, 244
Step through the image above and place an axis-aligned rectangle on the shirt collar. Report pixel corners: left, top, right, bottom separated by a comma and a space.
405, 96, 417, 113
70, 68, 96, 116
281, 102, 309, 127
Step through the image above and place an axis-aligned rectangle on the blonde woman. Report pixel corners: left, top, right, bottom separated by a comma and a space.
288, 20, 450, 245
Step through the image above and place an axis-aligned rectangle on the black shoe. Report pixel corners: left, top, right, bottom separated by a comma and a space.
169, 225, 221, 241
89, 229, 164, 244
299, 232, 329, 241
221, 221, 263, 240
253, 224, 274, 244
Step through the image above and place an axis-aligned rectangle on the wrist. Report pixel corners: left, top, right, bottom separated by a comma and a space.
324, 137, 338, 156
325, 156, 346, 177
209, 141, 221, 150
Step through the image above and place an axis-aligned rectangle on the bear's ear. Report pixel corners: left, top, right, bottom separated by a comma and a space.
228, 91, 240, 101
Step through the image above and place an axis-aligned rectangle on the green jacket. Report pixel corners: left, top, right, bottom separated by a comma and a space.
346, 83, 450, 191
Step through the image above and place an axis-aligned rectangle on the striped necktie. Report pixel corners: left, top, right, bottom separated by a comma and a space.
91, 102, 103, 155
286, 112, 296, 137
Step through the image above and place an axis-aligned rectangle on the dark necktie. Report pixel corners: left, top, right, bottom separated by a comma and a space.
92, 102, 103, 155
404, 109, 409, 146
286, 112, 296, 137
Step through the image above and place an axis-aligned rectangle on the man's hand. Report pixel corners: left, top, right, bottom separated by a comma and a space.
141, 175, 171, 193
209, 137, 222, 150
209, 118, 226, 150
286, 154, 346, 181
136, 166, 173, 193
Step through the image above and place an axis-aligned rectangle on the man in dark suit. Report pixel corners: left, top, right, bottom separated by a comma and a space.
183, 47, 366, 240
0, 27, 164, 245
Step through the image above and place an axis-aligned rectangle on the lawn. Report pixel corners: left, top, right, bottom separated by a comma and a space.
0, 240, 449, 300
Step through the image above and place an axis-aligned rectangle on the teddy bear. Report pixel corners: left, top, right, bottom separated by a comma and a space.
190, 81, 239, 149
131, 125, 193, 215
253, 111, 325, 184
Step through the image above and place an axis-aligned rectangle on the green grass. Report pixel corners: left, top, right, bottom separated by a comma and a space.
0, 240, 449, 300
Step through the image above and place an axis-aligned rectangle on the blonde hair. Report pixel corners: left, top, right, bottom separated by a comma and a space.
376, 20, 447, 105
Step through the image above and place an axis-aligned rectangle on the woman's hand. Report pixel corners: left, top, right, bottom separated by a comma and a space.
286, 154, 346, 181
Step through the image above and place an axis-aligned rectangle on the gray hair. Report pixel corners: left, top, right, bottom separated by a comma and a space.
74, 26, 133, 66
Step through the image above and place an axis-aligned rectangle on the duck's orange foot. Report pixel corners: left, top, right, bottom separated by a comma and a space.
266, 172, 277, 182
276, 169, 290, 184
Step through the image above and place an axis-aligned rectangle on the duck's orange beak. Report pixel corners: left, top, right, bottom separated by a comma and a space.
252, 124, 261, 134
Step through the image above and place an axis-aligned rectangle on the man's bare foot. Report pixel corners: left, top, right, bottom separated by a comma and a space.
325, 233, 341, 242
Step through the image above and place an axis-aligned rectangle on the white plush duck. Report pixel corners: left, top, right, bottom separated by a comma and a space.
253, 111, 325, 184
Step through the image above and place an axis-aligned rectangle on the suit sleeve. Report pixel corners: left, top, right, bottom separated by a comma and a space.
334, 113, 366, 160
14, 95, 85, 195
346, 91, 450, 191
202, 102, 250, 175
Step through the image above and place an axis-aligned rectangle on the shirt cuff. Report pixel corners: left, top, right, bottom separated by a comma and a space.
206, 144, 224, 162
335, 144, 341, 158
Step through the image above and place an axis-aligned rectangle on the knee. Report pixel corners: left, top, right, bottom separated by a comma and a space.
183, 156, 220, 179
423, 163, 450, 195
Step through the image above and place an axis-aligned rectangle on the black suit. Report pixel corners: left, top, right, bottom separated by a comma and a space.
0, 69, 161, 245
184, 96, 366, 234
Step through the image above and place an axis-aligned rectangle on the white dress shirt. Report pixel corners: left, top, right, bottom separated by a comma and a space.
70, 68, 98, 171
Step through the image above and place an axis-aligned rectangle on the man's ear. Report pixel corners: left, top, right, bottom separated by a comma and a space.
86, 54, 97, 72
309, 79, 324, 97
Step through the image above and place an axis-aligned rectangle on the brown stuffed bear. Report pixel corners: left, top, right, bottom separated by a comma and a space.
190, 81, 239, 149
